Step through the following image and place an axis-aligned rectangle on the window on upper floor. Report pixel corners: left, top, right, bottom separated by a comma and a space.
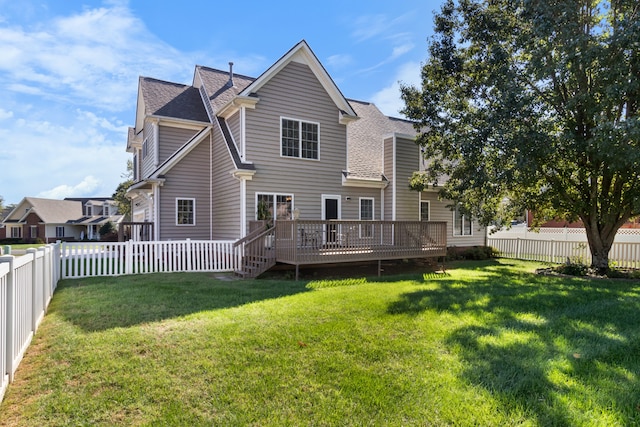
453, 205, 473, 236
87, 205, 93, 216
176, 198, 195, 225
142, 138, 149, 159
281, 118, 319, 160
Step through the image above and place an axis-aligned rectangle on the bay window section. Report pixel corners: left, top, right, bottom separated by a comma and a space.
256, 193, 293, 223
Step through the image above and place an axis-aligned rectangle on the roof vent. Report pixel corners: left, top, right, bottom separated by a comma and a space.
228, 62, 234, 87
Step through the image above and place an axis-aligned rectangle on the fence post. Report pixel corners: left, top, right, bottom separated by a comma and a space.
186, 239, 192, 272
0, 255, 15, 383
126, 240, 133, 275
516, 237, 521, 259
26, 249, 39, 332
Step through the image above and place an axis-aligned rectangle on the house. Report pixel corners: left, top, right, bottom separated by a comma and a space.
125, 40, 485, 262
1, 197, 124, 243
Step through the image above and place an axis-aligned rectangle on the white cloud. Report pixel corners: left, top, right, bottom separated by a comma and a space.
326, 54, 353, 69
0, 108, 13, 120
0, 110, 130, 204
370, 61, 422, 117
37, 176, 100, 199
0, 4, 191, 111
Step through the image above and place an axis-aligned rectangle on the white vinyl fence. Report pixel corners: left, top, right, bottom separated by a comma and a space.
0, 244, 61, 403
61, 239, 239, 279
488, 237, 640, 268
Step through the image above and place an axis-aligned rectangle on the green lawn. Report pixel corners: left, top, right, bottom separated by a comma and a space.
1, 259, 639, 426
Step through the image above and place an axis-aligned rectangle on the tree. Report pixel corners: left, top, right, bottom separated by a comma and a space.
112, 159, 134, 220
401, 0, 640, 273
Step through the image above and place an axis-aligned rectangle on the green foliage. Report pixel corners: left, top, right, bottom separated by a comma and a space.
99, 221, 116, 237
401, 0, 640, 271
447, 245, 497, 261
112, 159, 133, 220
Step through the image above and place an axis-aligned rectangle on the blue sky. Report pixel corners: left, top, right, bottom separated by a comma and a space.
0, 0, 443, 205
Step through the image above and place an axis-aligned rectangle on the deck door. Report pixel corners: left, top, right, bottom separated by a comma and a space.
322, 195, 340, 243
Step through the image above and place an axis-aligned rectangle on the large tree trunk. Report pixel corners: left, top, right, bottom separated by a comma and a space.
583, 222, 617, 274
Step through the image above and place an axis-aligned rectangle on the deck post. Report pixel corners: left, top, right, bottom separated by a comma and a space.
295, 264, 299, 281
378, 259, 382, 276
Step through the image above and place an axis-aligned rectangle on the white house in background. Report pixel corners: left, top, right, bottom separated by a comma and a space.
1, 197, 124, 243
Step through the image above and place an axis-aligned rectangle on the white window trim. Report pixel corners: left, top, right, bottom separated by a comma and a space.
420, 200, 430, 221
11, 227, 21, 238
56, 226, 65, 238
453, 206, 473, 237
359, 197, 375, 221
359, 197, 375, 239
176, 198, 196, 226
30, 225, 38, 239
280, 116, 320, 161
255, 193, 294, 221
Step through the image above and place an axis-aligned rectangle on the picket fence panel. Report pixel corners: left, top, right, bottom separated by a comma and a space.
488, 237, 640, 268
61, 239, 239, 279
0, 244, 60, 403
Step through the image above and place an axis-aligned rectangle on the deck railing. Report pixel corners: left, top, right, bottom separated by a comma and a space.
274, 220, 447, 265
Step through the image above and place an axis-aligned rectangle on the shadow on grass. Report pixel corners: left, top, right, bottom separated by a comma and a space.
388, 265, 640, 425
51, 272, 310, 332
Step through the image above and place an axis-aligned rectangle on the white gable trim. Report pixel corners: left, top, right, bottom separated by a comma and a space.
239, 40, 357, 119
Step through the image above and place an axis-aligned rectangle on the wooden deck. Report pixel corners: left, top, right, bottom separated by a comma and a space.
235, 220, 447, 279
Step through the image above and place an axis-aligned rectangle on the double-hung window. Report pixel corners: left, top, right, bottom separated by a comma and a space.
176, 198, 195, 225
281, 118, 319, 160
453, 205, 473, 236
30, 226, 38, 239
11, 227, 21, 238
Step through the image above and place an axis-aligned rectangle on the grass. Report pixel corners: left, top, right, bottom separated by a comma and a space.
1, 259, 639, 426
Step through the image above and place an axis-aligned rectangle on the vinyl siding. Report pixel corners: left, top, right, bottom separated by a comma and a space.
140, 121, 156, 179
211, 124, 241, 239
158, 136, 212, 240
383, 136, 394, 220
227, 111, 241, 158
394, 135, 420, 221
420, 191, 486, 247
158, 125, 201, 165
244, 61, 368, 223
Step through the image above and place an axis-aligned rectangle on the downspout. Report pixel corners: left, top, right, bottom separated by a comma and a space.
210, 132, 213, 240
240, 178, 247, 237
240, 106, 246, 161
153, 184, 160, 241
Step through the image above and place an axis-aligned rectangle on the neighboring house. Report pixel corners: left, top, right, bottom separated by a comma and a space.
0, 207, 12, 240
1, 197, 124, 243
126, 40, 486, 247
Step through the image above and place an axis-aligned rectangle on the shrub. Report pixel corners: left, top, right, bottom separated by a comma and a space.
446, 246, 497, 261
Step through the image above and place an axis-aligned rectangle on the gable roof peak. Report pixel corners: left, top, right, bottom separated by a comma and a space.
239, 40, 357, 118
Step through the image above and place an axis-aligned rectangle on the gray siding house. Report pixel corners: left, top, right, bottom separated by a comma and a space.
126, 40, 485, 248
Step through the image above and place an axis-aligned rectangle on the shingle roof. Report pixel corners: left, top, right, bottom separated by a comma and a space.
195, 66, 255, 113
22, 197, 84, 224
347, 100, 417, 179
139, 77, 210, 123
